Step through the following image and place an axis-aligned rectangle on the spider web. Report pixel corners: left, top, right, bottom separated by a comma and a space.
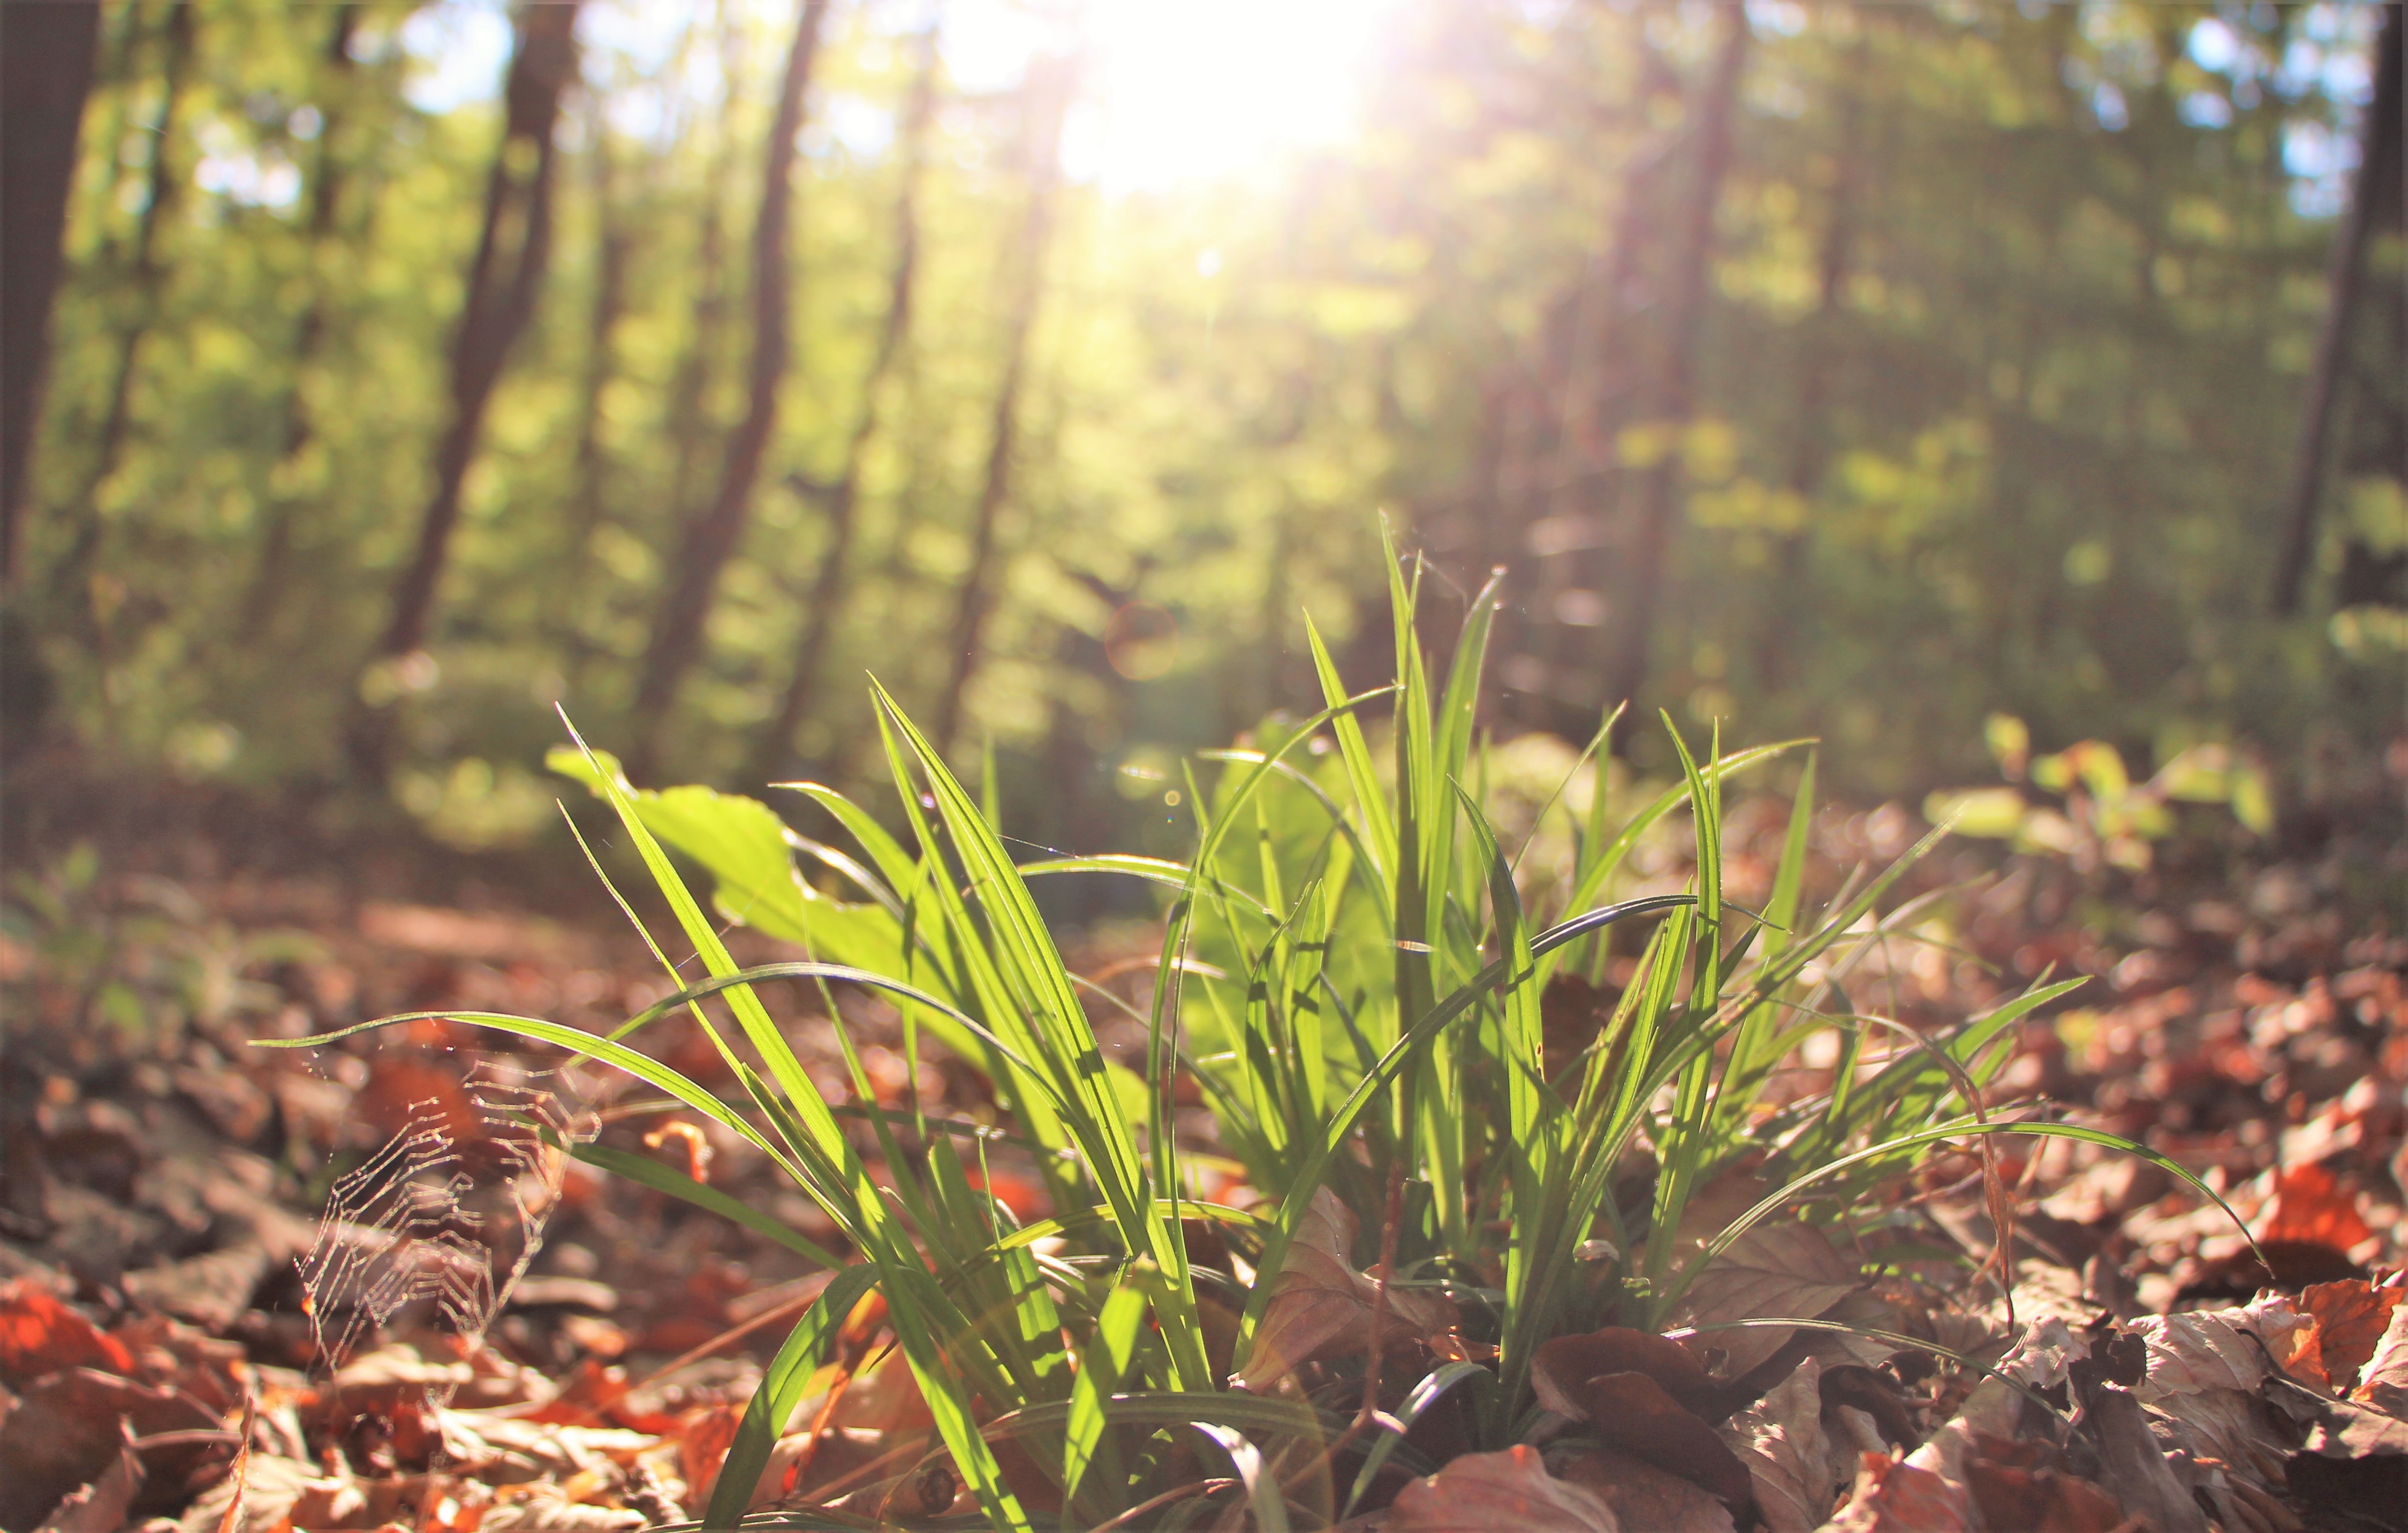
298, 1055, 599, 1384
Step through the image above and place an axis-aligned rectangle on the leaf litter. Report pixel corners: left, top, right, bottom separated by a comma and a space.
3, 805, 2404, 1532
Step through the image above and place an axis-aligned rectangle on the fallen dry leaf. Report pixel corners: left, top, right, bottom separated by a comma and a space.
2290, 1279, 2404, 1394
1236, 1188, 1455, 1390
1663, 1220, 1858, 1380
1532, 1327, 1719, 1419
2255, 1162, 2373, 1255
0, 1280, 135, 1388
1384, 1445, 1619, 1532
1717, 1356, 1837, 1533
32, 1432, 143, 1533
1959, 1433, 2124, 1533
1825, 1452, 1967, 1533
0, 1366, 218, 1529
1557, 1369, 1758, 1522
2350, 1294, 2408, 1418
1557, 1447, 1735, 1533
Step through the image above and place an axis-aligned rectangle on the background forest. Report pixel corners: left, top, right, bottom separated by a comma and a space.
2, 0, 2401, 864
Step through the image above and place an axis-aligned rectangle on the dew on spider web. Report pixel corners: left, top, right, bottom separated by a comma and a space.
298, 1051, 600, 1399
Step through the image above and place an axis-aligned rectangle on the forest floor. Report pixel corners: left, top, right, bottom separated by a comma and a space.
3, 768, 2405, 1533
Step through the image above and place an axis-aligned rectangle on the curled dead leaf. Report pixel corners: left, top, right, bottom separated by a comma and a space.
0, 1280, 135, 1389
1237, 1189, 1456, 1391
1665, 1221, 1858, 1381
1385, 1445, 1619, 1532
32, 1432, 142, 1533
2348, 1292, 2408, 1418
2293, 1279, 2404, 1394
1557, 1447, 1736, 1533
1533, 1327, 1719, 1419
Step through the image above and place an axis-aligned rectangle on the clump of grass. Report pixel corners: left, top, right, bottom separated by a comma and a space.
264, 528, 2239, 1531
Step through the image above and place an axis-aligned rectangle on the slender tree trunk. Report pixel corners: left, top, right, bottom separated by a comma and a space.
73, 4, 195, 526
1757, 19, 1865, 686
628, 0, 832, 779
0, 1, 100, 590
934, 55, 1074, 757
554, 102, 631, 639
240, 6, 361, 640
752, 19, 941, 785
347, 1, 582, 777
2271, 2, 2401, 615
1597, 6, 1751, 716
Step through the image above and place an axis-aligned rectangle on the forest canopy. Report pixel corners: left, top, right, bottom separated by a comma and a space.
2, 0, 2399, 854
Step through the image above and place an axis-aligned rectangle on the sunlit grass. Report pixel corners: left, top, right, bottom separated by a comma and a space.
261, 526, 2245, 1531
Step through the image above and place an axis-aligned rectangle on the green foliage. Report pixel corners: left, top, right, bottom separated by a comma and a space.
14, 1, 2399, 825
261, 546, 2254, 1526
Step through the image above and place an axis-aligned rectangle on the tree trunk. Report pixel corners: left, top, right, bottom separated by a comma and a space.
554, 100, 632, 638
2270, 2, 2401, 615
1596, 5, 1751, 718
73, 4, 195, 528
751, 18, 941, 786
1757, 18, 1866, 686
933, 55, 1074, 757
240, 6, 361, 640
347, 1, 582, 777
627, 0, 832, 780
0, 1, 100, 590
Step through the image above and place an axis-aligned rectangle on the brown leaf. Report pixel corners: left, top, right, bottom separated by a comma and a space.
1557, 1448, 1735, 1533
1532, 1327, 1719, 1419
175, 1455, 350, 1533
1236, 1189, 1455, 1390
1827, 1452, 1968, 1533
1576, 1371, 1758, 1522
2292, 1280, 2404, 1394
2348, 1291, 2408, 1419
32, 1433, 142, 1533
0, 1280, 134, 1389
0, 1367, 216, 1530
2088, 1387, 2210, 1533
1385, 1445, 1620, 1532
1663, 1221, 1857, 1380
2255, 1162, 2372, 1254
1960, 1434, 2125, 1533
1717, 1356, 1838, 1533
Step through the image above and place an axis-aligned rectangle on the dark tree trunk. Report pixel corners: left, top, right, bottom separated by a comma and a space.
2271, 2, 2402, 615
240, 6, 361, 640
73, 4, 194, 527
1597, 5, 1752, 718
751, 18, 940, 786
348, 1, 583, 777
628, 0, 832, 780
0, 1, 100, 590
1757, 18, 1866, 687
555, 103, 631, 638
934, 55, 1074, 757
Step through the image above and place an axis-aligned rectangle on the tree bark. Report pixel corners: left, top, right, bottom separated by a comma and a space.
1596, 5, 1751, 717
0, 0, 101, 590
73, 4, 195, 530
2270, 1, 2401, 615
752, 18, 941, 786
240, 6, 362, 640
933, 55, 1074, 757
628, 0, 832, 780
1757, 18, 1866, 686
554, 99, 631, 638
348, 1, 582, 777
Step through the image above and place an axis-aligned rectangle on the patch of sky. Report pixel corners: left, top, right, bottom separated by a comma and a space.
398, 0, 511, 116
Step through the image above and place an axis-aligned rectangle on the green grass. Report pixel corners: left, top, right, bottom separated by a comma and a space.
261, 528, 2248, 1531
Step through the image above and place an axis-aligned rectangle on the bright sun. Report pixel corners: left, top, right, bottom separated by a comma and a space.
1072, 0, 1395, 188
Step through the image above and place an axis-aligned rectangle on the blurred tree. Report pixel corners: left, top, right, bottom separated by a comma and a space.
2271, 1, 2401, 614
0, 0, 101, 589
935, 52, 1074, 755
350, 0, 584, 778
753, 13, 943, 787
630, 0, 833, 779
